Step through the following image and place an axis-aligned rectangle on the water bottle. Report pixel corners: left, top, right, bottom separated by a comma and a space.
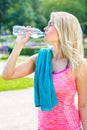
12, 25, 45, 38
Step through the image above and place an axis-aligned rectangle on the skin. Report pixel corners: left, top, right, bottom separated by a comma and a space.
2, 19, 68, 79
76, 65, 87, 130
2, 17, 87, 130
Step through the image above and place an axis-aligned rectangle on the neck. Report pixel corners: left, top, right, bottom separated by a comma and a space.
52, 44, 64, 60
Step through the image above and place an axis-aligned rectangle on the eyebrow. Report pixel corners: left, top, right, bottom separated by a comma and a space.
48, 20, 54, 25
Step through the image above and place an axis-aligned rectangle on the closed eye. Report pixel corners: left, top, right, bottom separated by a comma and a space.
48, 21, 54, 27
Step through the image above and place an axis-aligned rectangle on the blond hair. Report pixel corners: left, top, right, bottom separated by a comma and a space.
51, 11, 86, 76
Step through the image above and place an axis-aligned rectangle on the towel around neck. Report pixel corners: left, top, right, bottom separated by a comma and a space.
34, 48, 58, 111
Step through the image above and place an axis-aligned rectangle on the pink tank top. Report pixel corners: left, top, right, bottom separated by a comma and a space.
38, 64, 82, 130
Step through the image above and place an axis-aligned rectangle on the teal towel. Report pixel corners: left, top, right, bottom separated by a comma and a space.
34, 48, 58, 111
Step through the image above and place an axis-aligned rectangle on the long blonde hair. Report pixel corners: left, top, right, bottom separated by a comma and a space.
51, 11, 86, 76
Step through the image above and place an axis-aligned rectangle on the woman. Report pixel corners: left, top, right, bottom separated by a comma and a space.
2, 11, 87, 130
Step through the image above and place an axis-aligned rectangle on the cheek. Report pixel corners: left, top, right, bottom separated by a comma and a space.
44, 28, 59, 43
52, 29, 59, 41
44, 34, 52, 43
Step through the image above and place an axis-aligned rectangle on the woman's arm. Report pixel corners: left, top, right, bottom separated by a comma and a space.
80, 106, 87, 130
76, 63, 87, 130
2, 28, 37, 80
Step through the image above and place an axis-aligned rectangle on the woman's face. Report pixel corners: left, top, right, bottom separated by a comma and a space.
44, 19, 59, 44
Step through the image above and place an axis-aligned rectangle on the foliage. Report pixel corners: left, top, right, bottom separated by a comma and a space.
42, 0, 87, 23
20, 47, 41, 55
0, 55, 9, 60
0, 0, 46, 34
81, 22, 87, 35
0, 76, 34, 91
0, 0, 87, 35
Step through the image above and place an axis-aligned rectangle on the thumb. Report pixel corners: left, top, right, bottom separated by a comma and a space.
27, 32, 32, 38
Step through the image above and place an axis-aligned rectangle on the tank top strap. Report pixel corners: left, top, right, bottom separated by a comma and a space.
65, 60, 70, 69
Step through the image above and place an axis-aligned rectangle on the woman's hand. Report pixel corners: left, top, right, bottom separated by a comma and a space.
15, 26, 32, 47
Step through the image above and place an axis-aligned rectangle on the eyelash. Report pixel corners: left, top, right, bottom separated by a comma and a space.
48, 23, 53, 26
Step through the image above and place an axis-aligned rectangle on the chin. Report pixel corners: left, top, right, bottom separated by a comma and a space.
44, 36, 47, 42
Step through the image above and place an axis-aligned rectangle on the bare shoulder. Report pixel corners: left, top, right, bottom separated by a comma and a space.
79, 58, 87, 78
76, 58, 87, 79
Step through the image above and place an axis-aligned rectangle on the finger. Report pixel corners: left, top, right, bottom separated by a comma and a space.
18, 31, 24, 36
26, 27, 32, 32
22, 32, 32, 42
19, 31, 32, 39
27, 32, 32, 37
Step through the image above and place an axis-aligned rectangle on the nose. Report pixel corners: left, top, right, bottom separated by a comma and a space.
44, 26, 48, 32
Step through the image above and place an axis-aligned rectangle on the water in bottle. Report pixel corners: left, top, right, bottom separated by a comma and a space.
12, 25, 45, 38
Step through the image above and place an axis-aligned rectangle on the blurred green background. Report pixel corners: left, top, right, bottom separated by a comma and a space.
0, 0, 87, 35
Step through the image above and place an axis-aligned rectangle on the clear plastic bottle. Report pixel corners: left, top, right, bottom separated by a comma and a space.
12, 25, 45, 38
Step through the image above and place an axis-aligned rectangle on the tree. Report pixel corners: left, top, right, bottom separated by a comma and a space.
0, 0, 36, 34
0, 0, 87, 34
30, 0, 47, 30
0, 0, 13, 34
42, 0, 87, 24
